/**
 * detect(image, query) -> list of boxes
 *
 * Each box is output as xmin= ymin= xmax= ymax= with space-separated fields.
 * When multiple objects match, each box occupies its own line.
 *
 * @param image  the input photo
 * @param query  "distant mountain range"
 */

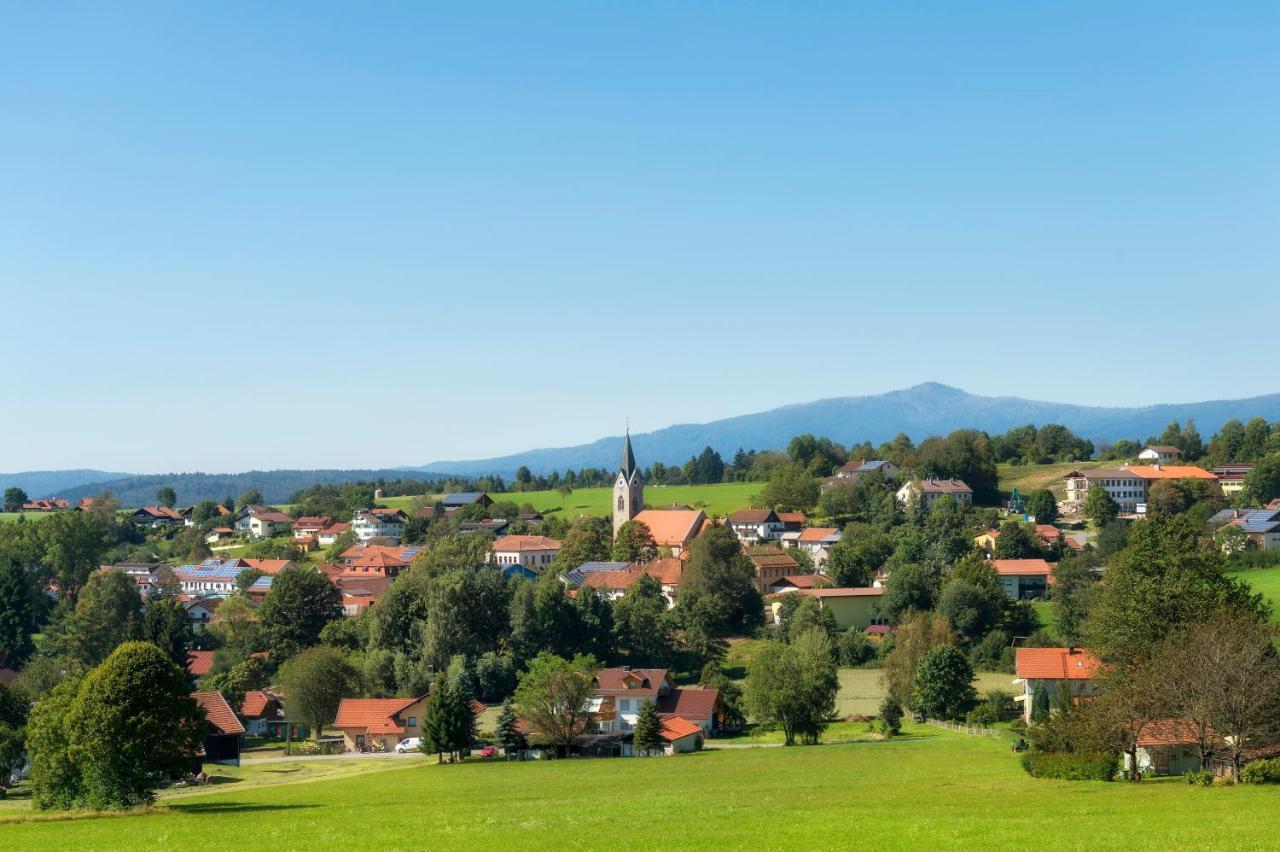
xmin=8 ymin=383 xmax=1279 ymax=506
xmin=408 ymin=383 xmax=1280 ymax=477
xmin=0 ymin=469 xmax=132 ymax=499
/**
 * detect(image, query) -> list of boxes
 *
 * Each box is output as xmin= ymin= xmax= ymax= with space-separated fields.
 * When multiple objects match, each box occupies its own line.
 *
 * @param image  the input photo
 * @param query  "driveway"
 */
xmin=241 ymin=750 xmax=430 ymax=765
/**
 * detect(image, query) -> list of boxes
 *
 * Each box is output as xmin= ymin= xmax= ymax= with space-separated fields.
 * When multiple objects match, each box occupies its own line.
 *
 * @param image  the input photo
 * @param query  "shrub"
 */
xmin=1021 ymin=751 xmax=1117 ymax=781
xmin=1184 ymin=770 xmax=1215 ymax=786
xmin=878 ymin=698 xmax=902 ymax=737
xmin=292 ymin=741 xmax=321 ymax=755
xmin=835 ymin=630 xmax=875 ymax=667
xmin=1241 ymin=758 xmax=1280 ymax=784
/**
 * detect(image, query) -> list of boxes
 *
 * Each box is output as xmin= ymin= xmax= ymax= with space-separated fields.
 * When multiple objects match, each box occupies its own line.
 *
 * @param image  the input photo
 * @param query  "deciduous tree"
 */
xmin=277 ymin=645 xmax=359 ymax=743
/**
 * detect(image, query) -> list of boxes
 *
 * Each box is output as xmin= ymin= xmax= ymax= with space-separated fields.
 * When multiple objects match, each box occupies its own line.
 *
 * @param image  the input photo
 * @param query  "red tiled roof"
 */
xmin=1139 ymin=719 xmax=1208 ymax=748
xmin=241 ymin=690 xmax=274 ymax=718
xmin=728 ymin=509 xmax=777 ymax=525
xmin=642 ymin=558 xmax=685 ymax=586
xmin=348 ymin=550 xmax=408 ymax=569
xmin=631 ymin=510 xmax=706 ymax=547
xmin=797 ymin=527 xmax=839 ymax=542
xmin=991 ymin=559 xmax=1055 ymax=577
xmin=334 ymin=697 xmax=421 ymax=735
xmin=243 ymin=558 xmax=294 ymax=575
xmin=492 ymin=535 xmax=562 ymax=553
xmin=582 ymin=571 xmax=642 ymax=591
xmin=1124 ymin=465 xmax=1217 ymax=481
xmin=659 ymin=716 xmax=702 ymax=741
xmin=193 ymin=690 xmax=246 ymax=735
xmin=776 ymin=512 xmax=807 ymax=524
xmin=771 ymin=574 xmax=822 ymax=589
xmin=187 ymin=650 xmax=214 ymax=676
xmin=594 ymin=667 xmax=669 ymax=697
xmin=656 ymin=687 xmax=720 ymax=722
xmin=1015 ymin=647 xmax=1102 ymax=681
xmin=320 ymin=522 xmax=351 ymax=536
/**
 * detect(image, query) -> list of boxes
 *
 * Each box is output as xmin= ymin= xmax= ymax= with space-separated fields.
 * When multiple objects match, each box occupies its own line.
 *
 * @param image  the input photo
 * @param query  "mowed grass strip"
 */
xmin=6 ymin=733 xmax=1280 ymax=849
xmin=379 ymin=481 xmax=765 ymax=519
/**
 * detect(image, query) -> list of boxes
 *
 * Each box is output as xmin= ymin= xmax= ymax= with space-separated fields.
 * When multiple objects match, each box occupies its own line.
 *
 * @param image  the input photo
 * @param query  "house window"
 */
xmin=406 ymin=716 xmax=417 ymax=728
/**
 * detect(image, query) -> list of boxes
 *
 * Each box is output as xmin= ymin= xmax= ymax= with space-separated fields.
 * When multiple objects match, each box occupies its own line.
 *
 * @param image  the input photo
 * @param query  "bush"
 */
xmin=836 ymin=630 xmax=875 ymax=667
xmin=1184 ymin=769 xmax=1215 ymax=786
xmin=965 ymin=703 xmax=998 ymax=727
xmin=878 ymin=698 xmax=902 ymax=737
xmin=1241 ymin=758 xmax=1280 ymax=784
xmin=291 ymin=741 xmax=321 ymax=755
xmin=1021 ymin=751 xmax=1117 ymax=781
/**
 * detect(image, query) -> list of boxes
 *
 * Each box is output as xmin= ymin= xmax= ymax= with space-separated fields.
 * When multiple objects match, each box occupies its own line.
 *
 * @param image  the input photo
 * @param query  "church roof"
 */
xmin=620 ymin=431 xmax=638 ymax=479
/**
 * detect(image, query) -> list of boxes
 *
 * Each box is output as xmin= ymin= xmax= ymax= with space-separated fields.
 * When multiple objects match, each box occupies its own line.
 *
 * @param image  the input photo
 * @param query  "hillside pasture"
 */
xmin=996 ymin=460 xmax=1115 ymax=500
xmin=378 ymin=481 xmax=765 ymax=519
xmin=5 ymin=729 xmax=1280 ymax=849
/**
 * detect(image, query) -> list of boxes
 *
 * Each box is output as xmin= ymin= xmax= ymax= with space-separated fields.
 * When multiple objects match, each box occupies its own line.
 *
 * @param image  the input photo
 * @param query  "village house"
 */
xmin=1220 ymin=508 xmax=1280 ymax=550
xmin=130 ymin=506 xmax=185 ymax=528
xmin=238 ymin=509 xmax=294 ymax=539
xmin=1013 ymin=647 xmax=1103 ymax=721
xmin=183 ymin=598 xmax=223 ymax=633
xmin=491 ymin=535 xmax=562 ymax=571
xmin=991 ymin=558 xmax=1056 ymax=599
xmin=21 ymin=498 xmax=71 ymax=512
xmin=192 ymin=690 xmax=244 ymax=768
xmin=441 ymin=492 xmax=493 ymax=512
xmin=205 ymin=526 xmax=235 ymax=544
xmin=975 ymin=525 xmax=1081 ymax=555
xmin=336 ymin=575 xmax=392 ymax=616
xmin=458 ymin=518 xmax=511 ymax=536
xmin=334 ymin=693 xmax=484 ymax=752
xmin=351 ymin=508 xmax=406 ymax=542
xmin=187 ymin=649 xmax=215 ymax=678
xmin=239 ymin=690 xmax=283 ymax=736
xmin=783 ymin=526 xmax=841 ymax=569
xmin=175 ymin=559 xmax=252 ymax=597
xmin=775 ymin=511 xmax=807 ymax=532
xmin=765 ymin=574 xmax=825 ymax=595
xmin=658 ymin=717 xmax=704 ymax=754
xmin=835 ymin=459 xmax=900 ymax=482
xmin=341 ymin=548 xmax=408 ymax=579
xmin=777 ymin=587 xmax=887 ymax=631
xmin=630 ymin=509 xmax=707 ymax=556
xmin=747 ymin=547 xmax=801 ymax=593
xmin=1065 ymin=465 xmax=1218 ymax=513
xmin=1126 ymin=720 xmax=1210 ymax=777
xmin=1138 ymin=444 xmax=1183 ymax=464
xmin=317 ymin=522 xmax=351 ymax=546
xmin=1212 ymin=463 xmax=1254 ymax=496
xmin=896 ymin=478 xmax=973 ymax=509
xmin=590 ymin=667 xmax=724 ymax=738
xmin=292 ymin=516 xmax=334 ymax=540
xmin=726 ymin=508 xmax=784 ymax=545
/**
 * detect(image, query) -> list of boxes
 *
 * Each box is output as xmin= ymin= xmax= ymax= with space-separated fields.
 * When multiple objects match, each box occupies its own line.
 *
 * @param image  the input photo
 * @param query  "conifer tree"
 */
xmin=494 ymin=699 xmax=526 ymax=760
xmin=632 ymin=701 xmax=664 ymax=756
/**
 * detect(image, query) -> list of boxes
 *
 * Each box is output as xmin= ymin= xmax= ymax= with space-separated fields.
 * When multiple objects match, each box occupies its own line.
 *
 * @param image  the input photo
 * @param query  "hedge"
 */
xmin=1021 ymin=751 xmax=1117 ymax=781
xmin=1241 ymin=758 xmax=1280 ymax=784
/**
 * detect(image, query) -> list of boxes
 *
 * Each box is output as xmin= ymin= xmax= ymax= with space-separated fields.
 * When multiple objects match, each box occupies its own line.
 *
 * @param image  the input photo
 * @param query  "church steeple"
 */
xmin=613 ymin=428 xmax=643 ymax=535
xmin=620 ymin=428 xmax=638 ymax=480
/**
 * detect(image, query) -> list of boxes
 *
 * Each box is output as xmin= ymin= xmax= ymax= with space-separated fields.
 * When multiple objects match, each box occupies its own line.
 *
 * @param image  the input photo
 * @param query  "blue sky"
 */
xmin=2 ymin=2 xmax=1277 ymax=473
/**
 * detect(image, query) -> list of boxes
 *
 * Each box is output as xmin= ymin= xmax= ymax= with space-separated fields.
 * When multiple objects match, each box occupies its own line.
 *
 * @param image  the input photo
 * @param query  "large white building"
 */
xmin=351 ymin=509 xmax=406 ymax=542
xmin=896 ymin=478 xmax=973 ymax=509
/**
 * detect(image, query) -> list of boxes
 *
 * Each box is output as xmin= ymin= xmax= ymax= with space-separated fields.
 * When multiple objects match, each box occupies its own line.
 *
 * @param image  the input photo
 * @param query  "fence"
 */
xmin=926 ymin=719 xmax=1008 ymax=738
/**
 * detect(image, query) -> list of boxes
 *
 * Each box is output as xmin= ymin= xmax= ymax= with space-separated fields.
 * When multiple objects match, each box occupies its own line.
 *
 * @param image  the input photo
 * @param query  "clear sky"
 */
xmin=2 ymin=2 xmax=1277 ymax=473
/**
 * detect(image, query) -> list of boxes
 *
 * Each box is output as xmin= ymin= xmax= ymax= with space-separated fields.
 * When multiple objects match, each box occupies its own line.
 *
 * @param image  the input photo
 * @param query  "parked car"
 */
xmin=395 ymin=738 xmax=421 ymax=753
xmin=479 ymin=746 xmax=497 ymax=758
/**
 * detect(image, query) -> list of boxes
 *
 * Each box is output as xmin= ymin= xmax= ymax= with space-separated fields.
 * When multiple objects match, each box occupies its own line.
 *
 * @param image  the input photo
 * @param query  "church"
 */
xmin=612 ymin=430 xmax=643 ymax=534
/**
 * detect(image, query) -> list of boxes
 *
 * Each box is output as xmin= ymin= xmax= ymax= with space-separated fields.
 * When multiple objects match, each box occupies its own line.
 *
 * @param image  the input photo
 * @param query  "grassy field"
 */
xmin=379 ymin=481 xmax=765 ymax=519
xmin=0 ymin=511 xmax=54 ymax=523
xmin=6 ymin=730 xmax=1280 ymax=848
xmin=1229 ymin=566 xmax=1280 ymax=621
xmin=996 ymin=460 xmax=1115 ymax=500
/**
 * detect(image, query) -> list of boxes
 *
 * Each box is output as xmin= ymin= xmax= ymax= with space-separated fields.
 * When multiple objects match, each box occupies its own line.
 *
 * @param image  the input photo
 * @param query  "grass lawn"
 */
xmin=835 ymin=668 xmax=1015 ymax=717
xmin=1032 ymin=600 xmax=1058 ymax=640
xmin=0 ymin=511 xmax=53 ymax=523
xmin=1228 ymin=566 xmax=1280 ymax=622
xmin=6 ymin=730 xmax=1280 ymax=849
xmin=378 ymin=481 xmax=765 ymax=519
xmin=996 ymin=460 xmax=1114 ymax=500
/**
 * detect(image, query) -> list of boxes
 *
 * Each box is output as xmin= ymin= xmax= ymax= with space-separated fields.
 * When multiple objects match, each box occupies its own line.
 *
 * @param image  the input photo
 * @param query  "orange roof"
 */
xmin=348 ymin=550 xmax=408 ymax=569
xmin=1015 ymin=647 xmax=1102 ymax=680
xmin=642 ymin=557 xmax=685 ymax=586
xmin=193 ymin=690 xmax=246 ymax=735
xmin=991 ymin=559 xmax=1055 ymax=577
xmin=334 ymin=696 xmax=421 ymax=735
xmin=583 ymin=570 xmax=642 ymax=591
xmin=492 ymin=535 xmax=562 ymax=553
xmin=773 ymin=574 xmax=822 ymax=588
xmin=1123 ymin=465 xmax=1218 ymax=481
xmin=243 ymin=558 xmax=294 ymax=575
xmin=776 ymin=512 xmax=807 ymax=524
xmin=187 ymin=650 xmax=214 ymax=676
xmin=797 ymin=527 xmax=840 ymax=542
xmin=241 ymin=690 xmax=275 ymax=718
xmin=659 ymin=716 xmax=703 ymax=741
xmin=631 ymin=510 xmax=706 ymax=547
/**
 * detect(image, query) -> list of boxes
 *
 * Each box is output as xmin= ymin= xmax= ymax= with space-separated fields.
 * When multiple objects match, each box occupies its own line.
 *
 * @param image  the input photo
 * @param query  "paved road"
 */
xmin=241 ymin=750 xmax=429 ymax=765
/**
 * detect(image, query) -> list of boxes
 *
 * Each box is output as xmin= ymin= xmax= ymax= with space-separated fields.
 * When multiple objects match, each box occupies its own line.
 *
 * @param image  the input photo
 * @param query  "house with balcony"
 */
xmin=726 ymin=508 xmax=784 ymax=545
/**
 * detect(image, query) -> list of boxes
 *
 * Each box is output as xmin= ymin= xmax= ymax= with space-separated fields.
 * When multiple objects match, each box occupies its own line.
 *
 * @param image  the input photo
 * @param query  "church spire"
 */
xmin=620 ymin=428 xmax=638 ymax=479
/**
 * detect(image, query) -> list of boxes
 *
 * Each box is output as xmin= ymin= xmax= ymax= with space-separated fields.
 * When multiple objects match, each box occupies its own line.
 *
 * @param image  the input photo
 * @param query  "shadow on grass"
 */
xmin=166 ymin=802 xmax=318 ymax=815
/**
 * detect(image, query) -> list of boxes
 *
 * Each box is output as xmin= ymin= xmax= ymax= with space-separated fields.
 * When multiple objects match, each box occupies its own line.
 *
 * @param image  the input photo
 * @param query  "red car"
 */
xmin=478 ymin=746 xmax=497 ymax=758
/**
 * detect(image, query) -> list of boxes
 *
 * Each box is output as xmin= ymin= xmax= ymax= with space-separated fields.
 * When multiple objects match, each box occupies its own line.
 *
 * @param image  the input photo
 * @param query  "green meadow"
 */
xmin=379 ymin=481 xmax=766 ymax=519
xmin=5 ymin=728 xmax=1280 ymax=849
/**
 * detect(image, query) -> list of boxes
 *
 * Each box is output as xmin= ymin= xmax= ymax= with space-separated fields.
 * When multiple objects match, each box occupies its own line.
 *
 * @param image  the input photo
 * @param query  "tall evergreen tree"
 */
xmin=632 ymin=700 xmax=664 ymax=756
xmin=139 ymin=599 xmax=194 ymax=671
xmin=494 ymin=699 xmax=526 ymax=759
xmin=0 ymin=557 xmax=34 ymax=668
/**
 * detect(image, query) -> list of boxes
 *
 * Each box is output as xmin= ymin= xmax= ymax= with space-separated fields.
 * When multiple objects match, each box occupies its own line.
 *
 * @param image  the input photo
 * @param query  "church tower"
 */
xmin=613 ymin=429 xmax=643 ymax=534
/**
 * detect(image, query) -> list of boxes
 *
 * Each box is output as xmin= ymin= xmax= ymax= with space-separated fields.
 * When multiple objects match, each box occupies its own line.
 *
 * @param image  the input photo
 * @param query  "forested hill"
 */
xmin=0 ymin=469 xmax=132 ymax=498
xmin=52 ymin=469 xmax=435 ymax=508
xmin=409 ymin=383 xmax=1280 ymax=477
